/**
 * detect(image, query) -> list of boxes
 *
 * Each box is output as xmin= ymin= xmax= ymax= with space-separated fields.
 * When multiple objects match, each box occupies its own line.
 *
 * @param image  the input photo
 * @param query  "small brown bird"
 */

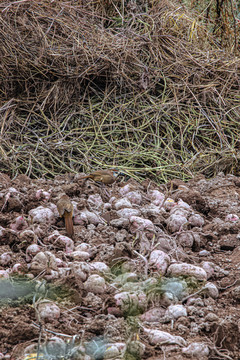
xmin=80 ymin=169 xmax=119 ymax=184
xmin=57 ymin=194 xmax=74 ymax=238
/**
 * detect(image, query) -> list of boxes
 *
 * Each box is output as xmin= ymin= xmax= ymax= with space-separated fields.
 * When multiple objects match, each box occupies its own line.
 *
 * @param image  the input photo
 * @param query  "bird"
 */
xmin=79 ymin=169 xmax=119 ymax=184
xmin=56 ymin=194 xmax=74 ymax=238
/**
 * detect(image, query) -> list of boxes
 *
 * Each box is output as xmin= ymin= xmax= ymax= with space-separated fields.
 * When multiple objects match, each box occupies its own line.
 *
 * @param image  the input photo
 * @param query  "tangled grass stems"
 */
xmin=1 ymin=93 xmax=239 ymax=181
xmin=0 ymin=0 xmax=239 ymax=181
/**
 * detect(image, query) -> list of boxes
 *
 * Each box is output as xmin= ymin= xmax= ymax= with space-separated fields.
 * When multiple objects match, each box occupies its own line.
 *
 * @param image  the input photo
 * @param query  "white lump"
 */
xmin=143 ymin=328 xmax=187 ymax=346
xmin=167 ymin=263 xmax=207 ymax=281
xmin=29 ymin=206 xmax=55 ymax=224
xmin=84 ymin=274 xmax=106 ymax=294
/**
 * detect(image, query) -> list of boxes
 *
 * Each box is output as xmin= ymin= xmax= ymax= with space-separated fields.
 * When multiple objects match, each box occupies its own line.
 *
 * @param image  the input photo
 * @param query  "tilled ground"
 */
xmin=0 ymin=172 xmax=240 ymax=360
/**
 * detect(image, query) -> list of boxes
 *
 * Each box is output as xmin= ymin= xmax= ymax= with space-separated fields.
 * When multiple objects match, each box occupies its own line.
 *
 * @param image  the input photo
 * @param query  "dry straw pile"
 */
xmin=0 ymin=0 xmax=240 ymax=181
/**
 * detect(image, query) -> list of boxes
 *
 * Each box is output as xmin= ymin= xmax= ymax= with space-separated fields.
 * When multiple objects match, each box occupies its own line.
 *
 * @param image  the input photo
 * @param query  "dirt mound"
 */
xmin=0 ymin=171 xmax=240 ymax=359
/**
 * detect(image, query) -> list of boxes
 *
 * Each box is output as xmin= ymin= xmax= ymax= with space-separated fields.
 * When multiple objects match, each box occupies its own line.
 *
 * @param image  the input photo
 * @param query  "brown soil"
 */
xmin=0 ymin=172 xmax=240 ymax=360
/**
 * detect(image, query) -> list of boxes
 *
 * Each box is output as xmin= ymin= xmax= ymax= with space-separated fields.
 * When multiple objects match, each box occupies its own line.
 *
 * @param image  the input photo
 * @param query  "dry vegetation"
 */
xmin=0 ymin=0 xmax=240 ymax=181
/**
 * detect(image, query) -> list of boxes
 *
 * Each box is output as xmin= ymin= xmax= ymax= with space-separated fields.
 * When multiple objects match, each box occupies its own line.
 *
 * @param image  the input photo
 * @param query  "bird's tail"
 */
xmin=64 ymin=212 xmax=74 ymax=238
xmin=78 ymin=175 xmax=91 ymax=180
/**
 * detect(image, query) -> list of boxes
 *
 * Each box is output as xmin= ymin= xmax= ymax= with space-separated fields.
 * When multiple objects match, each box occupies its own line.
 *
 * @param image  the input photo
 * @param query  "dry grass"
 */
xmin=0 ymin=0 xmax=240 ymax=181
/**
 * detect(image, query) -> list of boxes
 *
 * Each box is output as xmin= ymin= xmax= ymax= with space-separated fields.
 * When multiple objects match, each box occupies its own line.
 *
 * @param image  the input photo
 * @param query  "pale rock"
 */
xmin=0 ymin=269 xmax=9 ymax=278
xmin=75 ymin=243 xmax=91 ymax=252
xmin=0 ymin=252 xmax=12 ymax=266
xmin=104 ymin=343 xmax=127 ymax=359
xmin=165 ymin=304 xmax=187 ymax=319
xmin=149 ymin=250 xmax=170 ymax=275
xmin=70 ymin=251 xmax=90 ymax=261
xmin=53 ymin=235 xmax=74 ymax=254
xmin=26 ymin=244 xmax=41 ymax=262
xmin=37 ymin=301 xmax=60 ymax=322
xmin=74 ymin=212 xmax=90 ymax=225
xmin=84 ymin=292 xmax=103 ymax=307
xmin=46 ymin=230 xmax=60 ymax=242
xmin=155 ymin=235 xmax=176 ymax=253
xmin=29 ymin=206 xmax=55 ymax=224
xmin=187 ymin=297 xmax=204 ymax=307
xmin=30 ymin=251 xmax=59 ymax=273
xmin=204 ymin=282 xmax=219 ymax=299
xmin=48 ymin=203 xmax=59 ymax=217
xmin=30 ymin=251 xmax=49 ymax=272
xmin=19 ymin=230 xmax=36 ymax=245
xmin=199 ymin=250 xmax=211 ymax=256
xmin=114 ymin=198 xmax=132 ymax=210
xmin=141 ymin=204 xmax=162 ymax=217
xmin=103 ymin=202 xmax=111 ymax=211
xmin=129 ymin=216 xmax=155 ymax=232
xmin=143 ymin=328 xmax=187 ymax=346
xmin=109 ymin=196 xmax=117 ymax=204
xmin=167 ymin=263 xmax=207 ymax=281
xmin=188 ymin=214 xmax=205 ymax=227
xmin=140 ymin=307 xmax=166 ymax=322
xmin=84 ymin=274 xmax=106 ymax=294
xmin=11 ymin=263 xmax=25 ymax=274
xmin=76 ymin=209 xmax=104 ymax=225
xmin=90 ymin=262 xmax=110 ymax=274
xmin=164 ymin=198 xmax=176 ymax=211
xmin=110 ymin=218 xmax=129 ymax=228
xmin=88 ymin=194 xmax=103 ymax=209
xmin=125 ymin=191 xmax=142 ymax=205
xmin=115 ymin=229 xmax=128 ymax=242
xmin=232 ymin=286 xmax=240 ymax=302
xmin=225 ymin=214 xmax=239 ymax=222
xmin=0 ymin=226 xmax=5 ymax=238
xmin=204 ymin=313 xmax=219 ymax=322
xmin=148 ymin=190 xmax=165 ymax=206
xmin=119 ymin=184 xmax=132 ymax=195
xmin=178 ymin=199 xmax=191 ymax=209
xmin=58 ymin=267 xmax=71 ymax=278
xmin=167 ymin=214 xmax=188 ymax=232
xmin=117 ymin=208 xmax=140 ymax=219
xmin=23 ymin=344 xmax=38 ymax=356
xmin=114 ymin=291 xmax=147 ymax=310
xmin=201 ymin=261 xmax=215 ymax=279
xmin=87 ymin=224 xmax=96 ymax=231
xmin=127 ymin=340 xmax=145 ymax=358
xmin=177 ymin=232 xmax=194 ymax=248
xmin=170 ymin=206 xmax=190 ymax=218
xmin=71 ymin=262 xmax=90 ymax=282
xmin=35 ymin=189 xmax=51 ymax=201
xmin=10 ymin=215 xmax=28 ymax=231
xmin=187 ymin=306 xmax=204 ymax=317
xmin=182 ymin=342 xmax=209 ymax=358
xmin=46 ymin=336 xmax=66 ymax=356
